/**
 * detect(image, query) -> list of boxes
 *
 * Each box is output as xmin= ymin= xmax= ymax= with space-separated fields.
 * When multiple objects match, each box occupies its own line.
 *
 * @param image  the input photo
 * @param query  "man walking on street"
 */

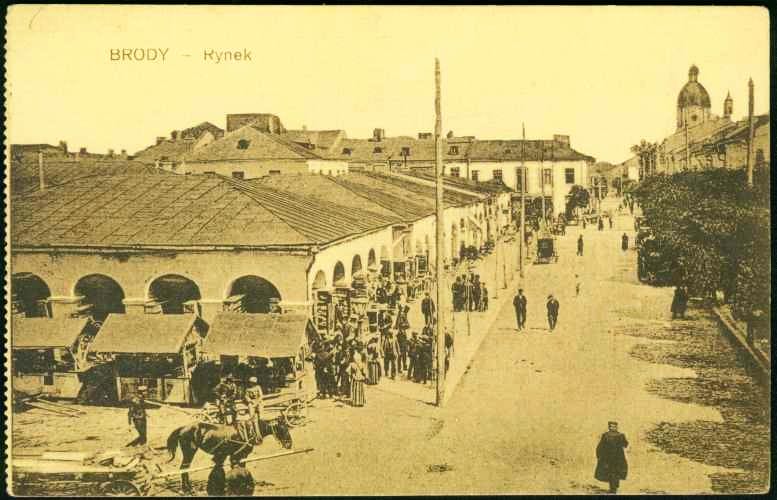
xmin=546 ymin=294 xmax=560 ymax=331
xmin=421 ymin=292 xmax=435 ymax=326
xmin=577 ymin=235 xmax=584 ymax=256
xmin=513 ymin=289 xmax=527 ymax=330
xmin=382 ymin=331 xmax=399 ymax=380
xmin=126 ymin=386 xmax=148 ymax=447
xmin=621 ymin=233 xmax=629 ymax=251
xmin=595 ymin=421 xmax=629 ymax=494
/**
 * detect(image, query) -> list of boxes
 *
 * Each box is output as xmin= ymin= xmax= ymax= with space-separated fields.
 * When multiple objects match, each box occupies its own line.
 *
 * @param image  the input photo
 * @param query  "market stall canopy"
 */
xmin=12 ymin=317 xmax=89 ymax=349
xmin=203 ymin=313 xmax=312 ymax=359
xmin=89 ymin=314 xmax=199 ymax=354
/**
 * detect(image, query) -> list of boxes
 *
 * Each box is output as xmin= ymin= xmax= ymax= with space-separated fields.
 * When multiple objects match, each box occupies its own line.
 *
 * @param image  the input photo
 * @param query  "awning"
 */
xmin=203 ymin=313 xmax=310 ymax=359
xmin=12 ymin=316 xmax=88 ymax=349
xmin=89 ymin=314 xmax=198 ymax=354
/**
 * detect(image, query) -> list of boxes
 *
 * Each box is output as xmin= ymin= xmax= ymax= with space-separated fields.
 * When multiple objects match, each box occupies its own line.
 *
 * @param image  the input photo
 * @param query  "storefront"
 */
xmin=88 ymin=314 xmax=207 ymax=405
xmin=11 ymin=316 xmax=91 ymax=398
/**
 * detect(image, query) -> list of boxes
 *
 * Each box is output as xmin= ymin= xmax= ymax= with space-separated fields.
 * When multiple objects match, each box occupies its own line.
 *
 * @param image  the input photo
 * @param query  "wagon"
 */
xmin=535 ymin=237 xmax=558 ymax=264
xmin=11 ymin=450 xmax=157 ymax=496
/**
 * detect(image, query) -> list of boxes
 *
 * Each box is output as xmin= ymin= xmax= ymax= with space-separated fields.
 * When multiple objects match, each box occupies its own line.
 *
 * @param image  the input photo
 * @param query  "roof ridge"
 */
xmin=259 ymin=131 xmax=322 ymax=159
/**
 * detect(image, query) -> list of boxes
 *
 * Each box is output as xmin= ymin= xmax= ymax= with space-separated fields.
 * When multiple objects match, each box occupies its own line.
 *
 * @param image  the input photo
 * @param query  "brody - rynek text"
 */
xmin=203 ymin=49 xmax=252 ymax=63
xmin=110 ymin=48 xmax=169 ymax=61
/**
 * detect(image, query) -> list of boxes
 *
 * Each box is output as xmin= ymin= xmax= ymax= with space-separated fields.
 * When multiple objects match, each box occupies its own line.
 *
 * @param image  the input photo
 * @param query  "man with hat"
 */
xmin=546 ymin=294 xmax=560 ymax=331
xmin=214 ymin=375 xmax=238 ymax=425
xmin=595 ymin=421 xmax=629 ymax=494
xmin=513 ymin=289 xmax=527 ymax=331
xmin=126 ymin=386 xmax=148 ymax=447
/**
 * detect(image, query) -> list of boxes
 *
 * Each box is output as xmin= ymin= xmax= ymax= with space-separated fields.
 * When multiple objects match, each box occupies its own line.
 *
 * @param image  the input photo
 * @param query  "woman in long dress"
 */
xmin=348 ymin=354 xmax=367 ymax=407
xmin=366 ymin=338 xmax=381 ymax=385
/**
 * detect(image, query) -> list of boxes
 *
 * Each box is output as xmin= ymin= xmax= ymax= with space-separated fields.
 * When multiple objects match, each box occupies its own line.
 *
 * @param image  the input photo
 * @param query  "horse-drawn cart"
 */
xmin=535 ymin=236 xmax=559 ymax=264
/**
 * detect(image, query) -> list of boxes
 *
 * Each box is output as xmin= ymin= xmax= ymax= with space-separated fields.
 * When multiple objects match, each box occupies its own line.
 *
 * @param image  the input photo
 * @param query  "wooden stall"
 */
xmin=201 ymin=313 xmax=315 ymax=399
xmin=12 ymin=317 xmax=90 ymax=399
xmin=87 ymin=315 xmax=206 ymax=405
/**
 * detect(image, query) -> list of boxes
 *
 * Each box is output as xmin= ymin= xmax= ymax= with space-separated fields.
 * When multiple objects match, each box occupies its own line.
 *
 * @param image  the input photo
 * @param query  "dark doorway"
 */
xmin=149 ymin=274 xmax=201 ymax=314
xmin=229 ymin=275 xmax=282 ymax=314
xmin=12 ymin=273 xmax=51 ymax=317
xmin=75 ymin=274 xmax=126 ymax=322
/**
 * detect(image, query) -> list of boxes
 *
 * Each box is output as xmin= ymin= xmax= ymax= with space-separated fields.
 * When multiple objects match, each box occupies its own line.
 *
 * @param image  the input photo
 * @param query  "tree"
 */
xmin=565 ymin=185 xmax=590 ymax=218
xmin=631 ymin=140 xmax=659 ymax=180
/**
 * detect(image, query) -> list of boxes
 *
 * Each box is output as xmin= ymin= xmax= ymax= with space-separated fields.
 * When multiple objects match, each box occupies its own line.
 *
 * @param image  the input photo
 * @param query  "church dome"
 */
xmin=677 ymin=65 xmax=711 ymax=108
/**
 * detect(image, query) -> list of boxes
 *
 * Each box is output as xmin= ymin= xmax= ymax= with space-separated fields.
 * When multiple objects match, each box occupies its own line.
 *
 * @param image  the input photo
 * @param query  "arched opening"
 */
xmin=75 ymin=274 xmax=125 ymax=322
xmin=228 ymin=275 xmax=281 ymax=314
xmin=367 ymin=249 xmax=376 ymax=267
xmin=333 ymin=262 xmax=346 ymax=287
xmin=148 ymin=274 xmax=201 ymax=314
xmin=312 ymin=270 xmax=327 ymax=291
xmin=351 ymin=255 xmax=363 ymax=276
xmin=12 ymin=273 xmax=51 ymax=318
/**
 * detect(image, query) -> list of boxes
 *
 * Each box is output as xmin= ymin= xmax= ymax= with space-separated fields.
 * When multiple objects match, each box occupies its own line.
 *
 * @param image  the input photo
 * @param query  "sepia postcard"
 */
xmin=5 ymin=5 xmax=771 ymax=496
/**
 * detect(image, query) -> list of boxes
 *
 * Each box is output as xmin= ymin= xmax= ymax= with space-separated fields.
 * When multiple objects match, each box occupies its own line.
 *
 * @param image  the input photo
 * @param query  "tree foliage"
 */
xmin=633 ymin=168 xmax=770 ymax=323
xmin=565 ymin=185 xmax=590 ymax=217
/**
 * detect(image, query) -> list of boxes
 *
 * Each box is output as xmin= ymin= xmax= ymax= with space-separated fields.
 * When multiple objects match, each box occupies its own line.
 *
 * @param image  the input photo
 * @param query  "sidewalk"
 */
xmin=371 ymin=233 xmax=535 ymax=405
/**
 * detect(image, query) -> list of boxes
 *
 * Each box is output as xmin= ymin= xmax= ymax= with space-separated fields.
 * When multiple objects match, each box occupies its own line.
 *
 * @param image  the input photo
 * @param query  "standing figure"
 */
xmin=348 ymin=352 xmax=367 ymax=407
xmin=577 ymin=235 xmax=584 ymax=256
xmin=598 ymin=217 xmax=604 ymax=231
xmin=575 ymin=275 xmax=581 ymax=297
xmin=546 ymin=294 xmax=560 ymax=331
xmin=366 ymin=338 xmax=382 ymax=385
xmin=214 ymin=376 xmax=237 ymax=424
xmin=396 ymin=322 xmax=409 ymax=374
xmin=621 ymin=233 xmax=629 ymax=251
xmin=513 ymin=289 xmax=527 ymax=331
xmin=480 ymin=283 xmax=489 ymax=311
xmin=421 ymin=292 xmax=436 ymax=326
xmin=126 ymin=387 xmax=148 ymax=447
xmin=670 ymin=286 xmax=683 ymax=319
xmin=382 ymin=331 xmax=399 ymax=380
xmin=407 ymin=332 xmax=418 ymax=380
xmin=472 ymin=275 xmax=482 ymax=312
xmin=608 ymin=216 xmax=613 ymax=229
xmin=244 ymin=377 xmax=264 ymax=444
xmin=595 ymin=421 xmax=629 ymax=494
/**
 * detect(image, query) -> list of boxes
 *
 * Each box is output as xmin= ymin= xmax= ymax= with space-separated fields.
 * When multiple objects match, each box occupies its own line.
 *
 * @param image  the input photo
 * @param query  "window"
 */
xmin=232 ymin=171 xmax=245 ymax=179
xmin=342 ymin=148 xmax=352 ymax=155
xmin=542 ymin=168 xmax=552 ymax=185
xmin=493 ymin=169 xmax=503 ymax=181
xmin=565 ymin=168 xmax=575 ymax=184
xmin=237 ymin=139 xmax=250 ymax=150
xmin=374 ymin=147 xmax=383 ymax=153
xmin=471 ymin=170 xmax=479 ymax=182
xmin=448 ymin=145 xmax=459 ymax=155
xmin=450 ymin=167 xmax=460 ymax=178
xmin=401 ymin=146 xmax=411 ymax=157
xmin=269 ymin=170 xmax=281 ymax=175
xmin=515 ymin=167 xmax=526 ymax=193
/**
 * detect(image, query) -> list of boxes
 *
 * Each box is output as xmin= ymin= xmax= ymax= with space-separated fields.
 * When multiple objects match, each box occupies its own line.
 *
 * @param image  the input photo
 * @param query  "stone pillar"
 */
xmin=122 ymin=298 xmax=148 ymax=315
xmin=47 ymin=296 xmax=84 ymax=318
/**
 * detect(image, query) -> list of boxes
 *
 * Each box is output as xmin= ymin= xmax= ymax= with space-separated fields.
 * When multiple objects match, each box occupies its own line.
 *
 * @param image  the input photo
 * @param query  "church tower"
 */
xmin=723 ymin=91 xmax=733 ymax=119
xmin=676 ymin=65 xmax=712 ymax=130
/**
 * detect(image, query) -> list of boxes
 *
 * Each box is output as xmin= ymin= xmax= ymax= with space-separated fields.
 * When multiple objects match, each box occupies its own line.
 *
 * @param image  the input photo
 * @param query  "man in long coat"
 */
xmin=421 ymin=292 xmax=436 ymax=326
xmin=513 ymin=289 xmax=527 ymax=330
xmin=546 ymin=294 xmax=560 ymax=331
xmin=595 ymin=421 xmax=629 ymax=494
xmin=577 ymin=235 xmax=584 ymax=256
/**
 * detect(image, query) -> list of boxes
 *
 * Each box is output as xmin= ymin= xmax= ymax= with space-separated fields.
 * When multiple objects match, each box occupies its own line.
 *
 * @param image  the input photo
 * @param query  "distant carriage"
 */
xmin=535 ymin=237 xmax=559 ymax=264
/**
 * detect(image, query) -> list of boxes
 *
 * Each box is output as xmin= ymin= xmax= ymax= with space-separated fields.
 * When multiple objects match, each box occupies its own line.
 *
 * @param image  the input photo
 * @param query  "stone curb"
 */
xmin=712 ymin=306 xmax=771 ymax=377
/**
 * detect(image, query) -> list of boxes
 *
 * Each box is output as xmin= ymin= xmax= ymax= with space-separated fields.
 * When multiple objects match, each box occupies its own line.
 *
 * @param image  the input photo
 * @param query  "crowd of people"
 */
xmin=451 ymin=272 xmax=489 ymax=312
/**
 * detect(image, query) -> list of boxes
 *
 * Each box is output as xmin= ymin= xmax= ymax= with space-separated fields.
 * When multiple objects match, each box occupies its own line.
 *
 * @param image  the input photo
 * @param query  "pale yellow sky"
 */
xmin=6 ymin=5 xmax=770 ymax=163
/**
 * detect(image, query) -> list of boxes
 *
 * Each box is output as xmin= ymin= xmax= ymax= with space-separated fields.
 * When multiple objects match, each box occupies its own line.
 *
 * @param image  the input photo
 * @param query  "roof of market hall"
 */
xmin=11 ymin=170 xmax=482 ymax=250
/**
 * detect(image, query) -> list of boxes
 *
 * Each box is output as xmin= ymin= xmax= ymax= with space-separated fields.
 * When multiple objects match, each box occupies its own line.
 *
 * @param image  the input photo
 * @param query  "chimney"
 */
xmin=171 ymin=130 xmax=179 ymax=140
xmin=373 ymin=128 xmax=385 ymax=142
xmin=446 ymin=130 xmax=454 ymax=139
xmin=59 ymin=140 xmax=68 ymax=154
xmin=418 ymin=132 xmax=432 ymax=139
xmin=553 ymin=135 xmax=570 ymax=148
xmin=156 ymin=136 xmax=165 ymax=145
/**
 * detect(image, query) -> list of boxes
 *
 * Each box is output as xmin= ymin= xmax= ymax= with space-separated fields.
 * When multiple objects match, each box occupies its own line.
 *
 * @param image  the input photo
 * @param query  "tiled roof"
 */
xmin=179 ymin=121 xmax=224 ymax=140
xmin=718 ymin=114 xmax=770 ymax=144
xmin=203 ymin=313 xmax=310 ymax=358
xmin=183 ymin=125 xmax=325 ymax=162
xmin=467 ymin=140 xmax=595 ymax=162
xmin=326 ymin=137 xmax=472 ymax=162
xmin=407 ymin=168 xmax=513 ymax=194
xmin=12 ymin=317 xmax=89 ymax=349
xmin=89 ymin=314 xmax=199 ymax=354
xmin=11 ymin=173 xmax=402 ymax=249
xmin=10 ymin=158 xmax=164 ymax=196
xmin=282 ymin=130 xmax=346 ymax=151
xmin=133 ymin=138 xmax=197 ymax=163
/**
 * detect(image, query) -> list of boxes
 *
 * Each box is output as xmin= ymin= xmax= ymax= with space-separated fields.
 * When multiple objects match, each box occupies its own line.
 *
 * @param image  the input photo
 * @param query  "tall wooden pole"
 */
xmin=38 ymin=152 xmax=46 ymax=191
xmin=520 ymin=123 xmax=526 ymax=278
xmin=434 ymin=58 xmax=446 ymax=407
xmin=746 ymin=77 xmax=755 ymax=187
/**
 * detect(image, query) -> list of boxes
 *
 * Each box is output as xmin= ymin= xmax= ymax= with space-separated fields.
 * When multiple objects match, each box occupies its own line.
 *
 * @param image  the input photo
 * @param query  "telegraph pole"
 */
xmin=434 ymin=58 xmax=446 ymax=407
xmin=520 ymin=123 xmax=526 ymax=278
xmin=746 ymin=77 xmax=755 ymax=187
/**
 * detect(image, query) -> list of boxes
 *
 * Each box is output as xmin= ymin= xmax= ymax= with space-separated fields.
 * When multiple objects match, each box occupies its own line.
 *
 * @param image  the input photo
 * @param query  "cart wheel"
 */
xmin=282 ymin=402 xmax=307 ymax=427
xmin=101 ymin=480 xmax=142 ymax=496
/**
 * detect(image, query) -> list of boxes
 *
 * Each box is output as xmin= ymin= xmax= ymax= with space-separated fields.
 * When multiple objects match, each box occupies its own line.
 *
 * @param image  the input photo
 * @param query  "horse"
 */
xmin=166 ymin=415 xmax=293 ymax=494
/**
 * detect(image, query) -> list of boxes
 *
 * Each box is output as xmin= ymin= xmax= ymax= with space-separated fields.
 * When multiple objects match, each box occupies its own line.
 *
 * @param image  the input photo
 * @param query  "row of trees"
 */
xmin=633 ymin=167 xmax=770 ymax=327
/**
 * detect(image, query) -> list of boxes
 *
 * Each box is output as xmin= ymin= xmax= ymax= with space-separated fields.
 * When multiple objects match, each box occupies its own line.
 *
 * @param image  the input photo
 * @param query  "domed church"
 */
xmin=676 ymin=65 xmax=713 ymax=129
